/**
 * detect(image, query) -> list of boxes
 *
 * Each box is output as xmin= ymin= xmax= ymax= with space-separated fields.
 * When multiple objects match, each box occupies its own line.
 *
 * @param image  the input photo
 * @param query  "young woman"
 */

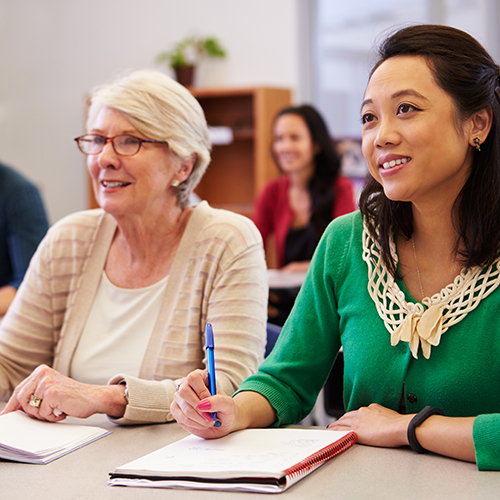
xmin=172 ymin=25 xmax=500 ymax=471
xmin=253 ymin=105 xmax=355 ymax=272
xmin=254 ymin=105 xmax=356 ymax=324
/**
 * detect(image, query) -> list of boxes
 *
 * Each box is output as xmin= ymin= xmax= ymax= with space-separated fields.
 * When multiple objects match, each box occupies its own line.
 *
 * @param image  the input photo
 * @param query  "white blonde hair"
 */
xmin=87 ymin=69 xmax=211 ymax=208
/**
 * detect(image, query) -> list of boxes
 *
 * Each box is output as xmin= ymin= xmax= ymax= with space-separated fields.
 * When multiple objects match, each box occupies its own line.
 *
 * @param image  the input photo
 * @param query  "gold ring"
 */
xmin=29 ymin=395 xmax=42 ymax=408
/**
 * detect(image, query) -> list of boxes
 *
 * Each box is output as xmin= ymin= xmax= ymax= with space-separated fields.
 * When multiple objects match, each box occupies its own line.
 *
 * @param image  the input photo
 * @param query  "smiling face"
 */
xmin=361 ymin=55 xmax=475 ymax=210
xmin=272 ymin=113 xmax=316 ymax=176
xmin=87 ymin=106 xmax=183 ymax=219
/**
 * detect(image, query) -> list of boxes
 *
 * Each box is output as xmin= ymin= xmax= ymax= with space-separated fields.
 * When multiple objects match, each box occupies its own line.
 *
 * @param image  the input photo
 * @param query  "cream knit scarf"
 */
xmin=362 ymin=222 xmax=500 ymax=359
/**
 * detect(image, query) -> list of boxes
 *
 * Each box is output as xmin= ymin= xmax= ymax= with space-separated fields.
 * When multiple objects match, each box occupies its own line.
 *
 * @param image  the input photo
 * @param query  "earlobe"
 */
xmin=177 ymin=153 xmax=197 ymax=183
xmin=468 ymin=106 xmax=493 ymax=147
xmin=172 ymin=153 xmax=197 ymax=187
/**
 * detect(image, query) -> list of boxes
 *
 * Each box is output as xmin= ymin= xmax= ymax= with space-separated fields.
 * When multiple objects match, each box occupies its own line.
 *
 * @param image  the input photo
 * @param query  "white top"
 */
xmin=70 ymin=272 xmax=168 ymax=385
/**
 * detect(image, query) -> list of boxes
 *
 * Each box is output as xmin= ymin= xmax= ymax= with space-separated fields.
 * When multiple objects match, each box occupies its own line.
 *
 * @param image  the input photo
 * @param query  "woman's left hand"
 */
xmin=328 ymin=403 xmax=413 ymax=448
xmin=0 ymin=364 xmax=127 ymax=421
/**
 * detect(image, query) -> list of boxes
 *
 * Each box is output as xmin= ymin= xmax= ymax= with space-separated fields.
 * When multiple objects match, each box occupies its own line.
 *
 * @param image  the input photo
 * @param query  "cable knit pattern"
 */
xmin=362 ymin=222 xmax=500 ymax=359
xmin=0 ymin=202 xmax=268 ymax=424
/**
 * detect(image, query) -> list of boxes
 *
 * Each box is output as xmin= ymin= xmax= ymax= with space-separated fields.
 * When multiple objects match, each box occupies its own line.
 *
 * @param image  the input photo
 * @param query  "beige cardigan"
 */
xmin=0 ymin=202 xmax=268 ymax=424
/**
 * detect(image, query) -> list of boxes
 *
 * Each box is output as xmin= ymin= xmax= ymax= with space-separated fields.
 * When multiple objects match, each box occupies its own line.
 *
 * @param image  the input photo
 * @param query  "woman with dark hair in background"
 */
xmin=253 ymin=105 xmax=356 ymax=324
xmin=172 ymin=25 xmax=500 ymax=470
xmin=253 ymin=105 xmax=356 ymax=272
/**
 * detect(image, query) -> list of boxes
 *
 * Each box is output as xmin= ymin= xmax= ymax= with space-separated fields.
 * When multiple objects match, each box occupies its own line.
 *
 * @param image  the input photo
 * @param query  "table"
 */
xmin=267 ymin=269 xmax=307 ymax=290
xmin=1 ymin=407 xmax=499 ymax=499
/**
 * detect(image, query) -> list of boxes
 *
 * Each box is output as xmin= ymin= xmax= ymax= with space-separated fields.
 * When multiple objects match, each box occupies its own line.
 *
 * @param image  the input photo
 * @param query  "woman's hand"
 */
xmin=328 ymin=403 xmax=413 ymax=448
xmin=329 ymin=403 xmax=476 ymax=463
xmin=0 ymin=364 xmax=127 ymax=421
xmin=171 ymin=369 xmax=237 ymax=439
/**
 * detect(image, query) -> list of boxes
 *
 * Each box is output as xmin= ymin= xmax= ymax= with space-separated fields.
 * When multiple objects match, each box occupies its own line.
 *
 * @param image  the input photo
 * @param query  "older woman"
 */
xmin=172 ymin=25 xmax=500 ymax=470
xmin=0 ymin=70 xmax=268 ymax=424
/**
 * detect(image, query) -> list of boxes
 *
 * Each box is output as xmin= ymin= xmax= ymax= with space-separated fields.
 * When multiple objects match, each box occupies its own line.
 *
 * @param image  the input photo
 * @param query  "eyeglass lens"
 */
xmin=78 ymin=135 xmax=142 ymax=156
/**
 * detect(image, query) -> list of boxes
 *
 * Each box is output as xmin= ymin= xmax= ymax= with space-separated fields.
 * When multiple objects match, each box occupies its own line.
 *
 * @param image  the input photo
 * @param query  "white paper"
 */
xmin=0 ymin=410 xmax=111 ymax=464
xmin=115 ymin=428 xmax=349 ymax=479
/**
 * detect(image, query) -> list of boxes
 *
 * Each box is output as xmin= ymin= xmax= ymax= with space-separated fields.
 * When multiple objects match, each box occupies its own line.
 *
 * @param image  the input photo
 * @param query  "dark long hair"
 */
xmin=358 ymin=24 xmax=500 ymax=276
xmin=273 ymin=105 xmax=342 ymax=237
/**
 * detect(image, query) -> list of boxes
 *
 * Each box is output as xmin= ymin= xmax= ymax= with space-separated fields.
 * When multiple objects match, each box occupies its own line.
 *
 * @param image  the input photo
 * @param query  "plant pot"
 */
xmin=174 ymin=65 xmax=195 ymax=87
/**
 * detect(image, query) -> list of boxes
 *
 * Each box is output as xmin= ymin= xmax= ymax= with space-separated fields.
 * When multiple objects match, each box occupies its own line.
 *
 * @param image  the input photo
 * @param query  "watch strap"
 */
xmin=407 ymin=405 xmax=444 ymax=453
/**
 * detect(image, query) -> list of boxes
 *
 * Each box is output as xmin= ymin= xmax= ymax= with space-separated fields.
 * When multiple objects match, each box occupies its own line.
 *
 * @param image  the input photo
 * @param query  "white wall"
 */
xmin=0 ymin=0 xmax=299 ymax=223
xmin=312 ymin=0 xmax=500 ymax=138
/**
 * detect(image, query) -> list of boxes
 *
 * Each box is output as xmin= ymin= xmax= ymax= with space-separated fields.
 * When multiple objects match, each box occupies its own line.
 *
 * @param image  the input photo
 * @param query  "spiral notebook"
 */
xmin=109 ymin=428 xmax=357 ymax=493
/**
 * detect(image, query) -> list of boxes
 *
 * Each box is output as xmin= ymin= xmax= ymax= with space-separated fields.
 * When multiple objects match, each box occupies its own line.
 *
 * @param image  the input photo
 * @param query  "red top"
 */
xmin=252 ymin=176 xmax=357 ymax=268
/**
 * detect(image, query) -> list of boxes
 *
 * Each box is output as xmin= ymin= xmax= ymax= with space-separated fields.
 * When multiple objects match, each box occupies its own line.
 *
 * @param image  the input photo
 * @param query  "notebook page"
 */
xmin=115 ymin=428 xmax=353 ymax=479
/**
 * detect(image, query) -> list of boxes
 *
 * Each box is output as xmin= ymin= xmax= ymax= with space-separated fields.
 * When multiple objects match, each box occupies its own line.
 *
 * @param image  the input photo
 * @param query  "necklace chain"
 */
xmin=411 ymin=237 xmax=425 ymax=301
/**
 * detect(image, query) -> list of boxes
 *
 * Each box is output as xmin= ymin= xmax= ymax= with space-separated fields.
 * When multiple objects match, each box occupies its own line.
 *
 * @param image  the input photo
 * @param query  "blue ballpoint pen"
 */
xmin=205 ymin=323 xmax=221 ymax=427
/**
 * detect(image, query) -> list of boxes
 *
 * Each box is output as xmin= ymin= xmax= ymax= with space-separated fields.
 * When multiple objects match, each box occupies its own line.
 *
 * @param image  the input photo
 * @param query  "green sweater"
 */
xmin=239 ymin=211 xmax=500 ymax=470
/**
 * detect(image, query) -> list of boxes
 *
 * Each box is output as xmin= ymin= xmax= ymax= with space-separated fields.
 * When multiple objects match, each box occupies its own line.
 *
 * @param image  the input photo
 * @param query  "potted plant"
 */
xmin=156 ymin=36 xmax=227 ymax=87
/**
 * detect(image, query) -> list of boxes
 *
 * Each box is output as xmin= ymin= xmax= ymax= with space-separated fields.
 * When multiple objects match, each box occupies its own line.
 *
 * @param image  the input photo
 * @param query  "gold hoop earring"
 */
xmin=474 ymin=137 xmax=481 ymax=152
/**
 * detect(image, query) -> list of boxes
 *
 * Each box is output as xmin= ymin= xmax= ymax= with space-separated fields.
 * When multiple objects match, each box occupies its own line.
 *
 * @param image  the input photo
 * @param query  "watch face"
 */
xmin=120 ymin=381 xmax=129 ymax=403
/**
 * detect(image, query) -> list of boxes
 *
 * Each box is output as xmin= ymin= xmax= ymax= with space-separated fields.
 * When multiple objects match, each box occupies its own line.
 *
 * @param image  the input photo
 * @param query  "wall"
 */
xmin=0 ymin=0 xmax=299 ymax=223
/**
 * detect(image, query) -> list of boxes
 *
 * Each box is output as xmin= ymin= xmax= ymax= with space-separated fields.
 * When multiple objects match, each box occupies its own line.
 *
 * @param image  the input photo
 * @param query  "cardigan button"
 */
xmin=407 ymin=393 xmax=418 ymax=404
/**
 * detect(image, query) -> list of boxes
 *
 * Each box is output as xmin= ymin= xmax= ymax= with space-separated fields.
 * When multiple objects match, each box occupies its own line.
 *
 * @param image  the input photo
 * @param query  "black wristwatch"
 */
xmin=407 ymin=406 xmax=444 ymax=453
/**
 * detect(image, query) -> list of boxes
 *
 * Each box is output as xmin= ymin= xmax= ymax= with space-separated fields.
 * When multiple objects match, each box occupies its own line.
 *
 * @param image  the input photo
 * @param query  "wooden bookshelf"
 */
xmin=191 ymin=87 xmax=292 ymax=217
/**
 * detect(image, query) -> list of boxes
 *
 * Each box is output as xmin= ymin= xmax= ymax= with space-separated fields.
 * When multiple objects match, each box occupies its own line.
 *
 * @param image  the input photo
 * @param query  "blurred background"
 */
xmin=0 ymin=0 xmax=498 ymax=224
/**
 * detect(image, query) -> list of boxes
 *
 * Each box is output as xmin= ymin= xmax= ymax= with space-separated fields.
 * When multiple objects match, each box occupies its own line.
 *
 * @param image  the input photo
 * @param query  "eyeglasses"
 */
xmin=74 ymin=134 xmax=166 ymax=156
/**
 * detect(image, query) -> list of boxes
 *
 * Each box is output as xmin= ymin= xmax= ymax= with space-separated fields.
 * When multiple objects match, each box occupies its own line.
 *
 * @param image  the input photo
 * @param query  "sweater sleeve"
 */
xmin=473 ymin=414 xmax=500 ymax=470
xmin=0 ymin=211 xmax=105 ymax=401
xmin=236 ymin=218 xmax=347 ymax=425
xmin=0 ymin=227 xmax=60 ymax=400
xmin=206 ymin=242 xmax=268 ymax=394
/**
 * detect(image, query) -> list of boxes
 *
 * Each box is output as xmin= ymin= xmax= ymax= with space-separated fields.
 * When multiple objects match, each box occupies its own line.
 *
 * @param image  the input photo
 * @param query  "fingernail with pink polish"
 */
xmin=197 ymin=399 xmax=211 ymax=411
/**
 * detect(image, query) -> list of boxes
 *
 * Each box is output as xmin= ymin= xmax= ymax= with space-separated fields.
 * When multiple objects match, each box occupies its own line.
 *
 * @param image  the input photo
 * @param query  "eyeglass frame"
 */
xmin=74 ymin=134 xmax=167 ymax=156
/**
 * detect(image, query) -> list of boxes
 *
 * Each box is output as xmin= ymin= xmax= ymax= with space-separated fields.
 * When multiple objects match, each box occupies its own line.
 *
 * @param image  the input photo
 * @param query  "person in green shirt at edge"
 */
xmin=172 ymin=24 xmax=500 ymax=471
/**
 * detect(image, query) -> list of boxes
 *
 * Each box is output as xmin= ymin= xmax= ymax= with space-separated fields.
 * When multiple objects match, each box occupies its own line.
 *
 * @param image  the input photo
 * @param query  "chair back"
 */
xmin=265 ymin=323 xmax=282 ymax=357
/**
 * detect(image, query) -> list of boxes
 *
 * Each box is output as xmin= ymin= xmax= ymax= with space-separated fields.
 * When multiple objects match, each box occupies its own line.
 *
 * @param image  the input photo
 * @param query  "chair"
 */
xmin=265 ymin=323 xmax=282 ymax=357
xmin=300 ymin=350 xmax=344 ymax=427
xmin=323 ymin=350 xmax=345 ymax=419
